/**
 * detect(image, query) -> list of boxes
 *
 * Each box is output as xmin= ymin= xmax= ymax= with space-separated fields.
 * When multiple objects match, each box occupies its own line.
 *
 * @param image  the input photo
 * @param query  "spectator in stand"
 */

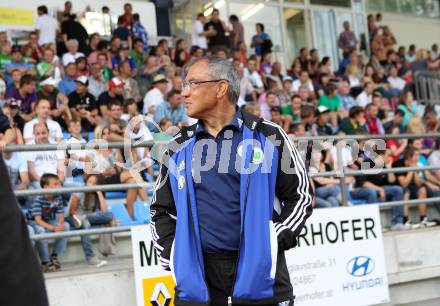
xmin=111 ymin=46 xmax=137 ymax=75
xmin=68 ymin=76 xmax=99 ymax=132
xmin=117 ymin=60 xmax=141 ymax=103
xmin=154 ymin=89 xmax=188 ymax=126
xmin=87 ymin=41 xmax=112 ymax=68
xmin=5 ymin=74 xmax=38 ymax=121
xmin=364 ymin=103 xmax=385 ymax=135
xmin=270 ymin=106 xmax=290 ymax=133
xmin=244 ymin=57 xmax=264 ymax=94
xmin=259 ymin=91 xmax=279 ymax=121
xmin=36 ymin=6 xmax=58 ymax=46
xmin=97 ymin=53 xmax=113 ymax=82
xmin=1 ymin=98 xmax=25 ymax=134
xmin=76 ymin=56 xmax=89 ymax=77
xmin=132 ymin=13 xmax=148 ymax=52
xmin=346 ymin=64 xmax=361 ymax=88
xmin=318 ymin=83 xmax=344 ymax=126
xmin=259 ymin=52 xmax=273 ymax=76
xmin=204 ymin=9 xmax=229 ymax=52
xmin=356 ymin=81 xmax=374 ymax=108
xmin=338 ymin=21 xmax=358 ymax=59
xmin=393 ymin=147 xmax=437 ymax=228
xmin=384 ymin=109 xmax=405 ymax=133
xmin=405 ymin=44 xmax=416 ymax=62
xmin=58 ymin=62 xmax=77 ymax=96
xmin=282 ymin=94 xmax=302 ymax=123
xmin=61 ymin=14 xmax=89 ymax=54
xmin=388 ymin=65 xmax=406 ymax=97
xmin=88 ymin=62 xmax=107 ymax=100
xmin=313 ymin=106 xmax=333 ymax=136
xmin=236 ymin=63 xmax=256 ymax=105
xmin=192 ymin=13 xmax=210 ymax=51
xmin=68 ymin=174 xmax=116 ymax=258
xmin=251 ymin=23 xmax=272 ymax=58
xmin=113 ymin=16 xmax=132 ymax=50
xmin=338 ymin=80 xmax=357 ymax=112
xmin=387 ymin=126 xmax=408 ymax=163
xmin=229 ymin=15 xmax=244 ymax=51
xmin=430 ymin=43 xmax=439 ymax=61
xmin=98 ymin=78 xmax=125 ymax=117
xmin=428 ymin=139 xmax=440 ymax=181
xmin=22 ymin=32 xmax=43 ymax=63
xmin=397 ymin=90 xmax=418 ymax=128
xmin=0 ymin=41 xmax=12 ymax=71
xmin=2 ymin=148 xmax=29 ymax=191
xmin=339 ymin=106 xmax=367 ymax=135
xmin=23 ymin=99 xmax=63 ymax=144
xmin=62 ymin=39 xmax=84 ymax=67
xmin=3 ymin=46 xmax=35 ymax=87
xmin=5 ymin=69 xmax=22 ymax=95
xmin=27 ymin=122 xmax=65 ymax=187
xmin=309 ymin=149 xmax=341 ymax=208
xmin=65 ymin=119 xmax=86 ymax=181
xmin=86 ymin=125 xmax=148 ymax=218
xmin=30 ymin=173 xmax=70 ymax=272
xmin=292 ymin=70 xmax=314 ymax=94
xmin=143 ymin=75 xmax=168 ymax=115
xmin=278 ymin=76 xmax=293 ymax=107
xmin=130 ymin=39 xmax=147 ymax=68
xmin=411 ymin=49 xmax=440 ymax=73
xmin=100 ymin=99 xmax=127 ymax=141
xmin=120 ymin=3 xmax=134 ymax=29
xmin=382 ymin=26 xmax=397 ymax=51
xmin=36 ymin=48 xmax=61 ymax=82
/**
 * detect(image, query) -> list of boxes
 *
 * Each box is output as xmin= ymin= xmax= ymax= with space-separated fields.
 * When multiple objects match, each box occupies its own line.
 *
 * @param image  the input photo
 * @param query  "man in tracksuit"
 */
xmin=150 ymin=57 xmax=313 ymax=306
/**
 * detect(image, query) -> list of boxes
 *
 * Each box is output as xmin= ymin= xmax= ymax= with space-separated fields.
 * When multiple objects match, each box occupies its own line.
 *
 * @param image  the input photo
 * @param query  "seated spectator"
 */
xmin=111 ymin=47 xmax=137 ymax=74
xmin=337 ymin=80 xmax=356 ymax=112
xmin=313 ymin=106 xmax=333 ymax=136
xmin=300 ymin=105 xmax=317 ymax=135
xmin=393 ymin=147 xmax=437 ymax=228
xmin=339 ymin=106 xmax=367 ymax=135
xmin=318 ymin=83 xmax=344 ymax=128
xmin=88 ymin=41 xmax=112 ymax=69
xmin=117 ymin=60 xmax=141 ymax=103
xmin=282 ymin=94 xmax=302 ymax=123
xmin=243 ymin=57 xmax=264 ymax=94
xmin=292 ymin=70 xmax=314 ymax=93
xmin=76 ymin=56 xmax=89 ymax=77
xmin=154 ymin=90 xmax=188 ymax=127
xmin=346 ymin=64 xmax=361 ymax=88
xmin=85 ymin=125 xmax=148 ymax=218
xmin=88 ymin=62 xmax=107 ymax=100
xmin=397 ymin=90 xmax=418 ymax=128
xmin=387 ymin=126 xmax=408 ymax=163
xmin=278 ymin=76 xmax=293 ymax=107
xmin=270 ymin=106 xmax=290 ymax=133
xmin=37 ymin=77 xmax=71 ymax=128
xmin=65 ymin=174 xmax=110 ymax=266
xmin=112 ymin=16 xmax=131 ymax=49
xmin=27 ymin=123 xmax=65 ymax=187
xmin=1 ymin=98 xmax=25 ymax=134
xmin=259 ymin=91 xmax=279 ymax=121
xmin=100 ymin=99 xmax=127 ymax=141
xmin=23 ymin=99 xmax=63 ymax=144
xmin=388 ymin=65 xmax=406 ymax=95
xmin=98 ymin=78 xmax=125 ymax=117
xmin=68 ymin=76 xmax=99 ymax=132
xmin=65 ymin=120 xmax=86 ymax=182
xmin=384 ymin=109 xmax=405 ymax=134
xmin=0 ymin=41 xmax=12 ymax=70
xmin=29 ymin=173 xmax=70 ymax=272
xmin=121 ymin=98 xmax=140 ymax=122
xmin=3 ymin=45 xmax=35 ymax=87
xmin=36 ymin=48 xmax=61 ymax=82
xmin=5 ymin=68 xmax=22 ymax=95
xmin=5 ymin=74 xmax=38 ymax=122
xmin=309 ymin=148 xmax=341 ymax=208
xmin=355 ymin=81 xmax=374 ymax=108
xmin=364 ymin=103 xmax=385 ymax=135
xmin=58 ymin=62 xmax=77 ymax=96
xmin=237 ymin=63 xmax=256 ymax=105
xmin=2 ymin=149 xmax=28 ymax=191
xmin=97 ymin=52 xmax=113 ymax=82
xmin=62 ymin=39 xmax=85 ymax=66
xmin=143 ymin=75 xmax=168 ymax=115
xmin=428 ymin=139 xmax=440 ymax=182
xmin=130 ymin=38 xmax=148 ymax=67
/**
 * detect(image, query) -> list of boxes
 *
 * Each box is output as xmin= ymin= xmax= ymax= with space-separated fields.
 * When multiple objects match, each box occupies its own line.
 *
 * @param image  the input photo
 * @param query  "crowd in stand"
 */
xmin=0 ymin=2 xmax=440 ymax=272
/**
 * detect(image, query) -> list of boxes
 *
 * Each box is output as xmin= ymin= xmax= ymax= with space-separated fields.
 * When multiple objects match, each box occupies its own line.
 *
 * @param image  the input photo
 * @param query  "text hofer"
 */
xmin=297 ymin=218 xmax=377 ymax=247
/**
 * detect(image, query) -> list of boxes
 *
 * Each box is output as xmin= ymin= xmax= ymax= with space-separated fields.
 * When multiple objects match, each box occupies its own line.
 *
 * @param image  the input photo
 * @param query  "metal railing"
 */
xmin=414 ymin=70 xmax=440 ymax=105
xmin=6 ymin=132 xmax=439 ymax=240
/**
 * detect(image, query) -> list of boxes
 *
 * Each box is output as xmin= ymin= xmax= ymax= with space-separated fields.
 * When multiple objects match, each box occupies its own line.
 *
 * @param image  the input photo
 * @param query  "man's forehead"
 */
xmin=187 ymin=61 xmax=209 ymax=79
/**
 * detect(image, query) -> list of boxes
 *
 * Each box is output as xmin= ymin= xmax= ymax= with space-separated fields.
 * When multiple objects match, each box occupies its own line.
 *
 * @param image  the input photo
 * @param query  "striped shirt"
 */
xmin=30 ymin=195 xmax=65 ymax=222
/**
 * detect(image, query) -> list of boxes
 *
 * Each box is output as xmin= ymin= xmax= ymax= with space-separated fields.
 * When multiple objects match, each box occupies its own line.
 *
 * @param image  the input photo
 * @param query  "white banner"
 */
xmin=131 ymin=225 xmax=175 ymax=306
xmin=285 ymin=205 xmax=390 ymax=306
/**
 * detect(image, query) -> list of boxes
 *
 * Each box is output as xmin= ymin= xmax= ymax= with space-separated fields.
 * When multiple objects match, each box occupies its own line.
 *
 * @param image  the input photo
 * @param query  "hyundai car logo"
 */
xmin=346 ymin=256 xmax=375 ymax=277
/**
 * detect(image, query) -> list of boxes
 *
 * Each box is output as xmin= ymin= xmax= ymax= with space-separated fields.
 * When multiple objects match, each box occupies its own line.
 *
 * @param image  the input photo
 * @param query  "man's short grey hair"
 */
xmin=186 ymin=56 xmax=240 ymax=104
xmin=67 ymin=39 xmax=79 ymax=47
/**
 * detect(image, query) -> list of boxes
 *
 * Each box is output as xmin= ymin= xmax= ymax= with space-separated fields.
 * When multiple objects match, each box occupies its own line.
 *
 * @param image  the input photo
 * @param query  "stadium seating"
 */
xmin=108 ymin=202 xmax=149 ymax=226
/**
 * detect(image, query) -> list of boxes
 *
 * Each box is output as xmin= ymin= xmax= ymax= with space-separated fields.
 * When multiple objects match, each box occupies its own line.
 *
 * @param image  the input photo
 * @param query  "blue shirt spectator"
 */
xmin=153 ymin=90 xmax=188 ymax=126
xmin=132 ymin=14 xmax=148 ymax=52
xmin=111 ymin=55 xmax=137 ymax=71
xmin=4 ymin=62 xmax=33 ymax=87
xmin=30 ymin=195 xmax=65 ymax=223
xmin=251 ymin=32 xmax=269 ymax=57
xmin=58 ymin=75 xmax=76 ymax=96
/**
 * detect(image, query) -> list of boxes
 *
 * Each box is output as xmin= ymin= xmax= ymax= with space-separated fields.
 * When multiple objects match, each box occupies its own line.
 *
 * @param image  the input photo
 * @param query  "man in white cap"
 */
xmin=68 ymin=76 xmax=98 ymax=131
xmin=142 ymin=74 xmax=168 ymax=115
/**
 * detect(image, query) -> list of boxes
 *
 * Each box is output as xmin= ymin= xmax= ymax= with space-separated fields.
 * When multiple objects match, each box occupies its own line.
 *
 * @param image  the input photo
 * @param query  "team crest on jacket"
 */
xmin=252 ymin=148 xmax=264 ymax=164
xmin=178 ymin=175 xmax=186 ymax=190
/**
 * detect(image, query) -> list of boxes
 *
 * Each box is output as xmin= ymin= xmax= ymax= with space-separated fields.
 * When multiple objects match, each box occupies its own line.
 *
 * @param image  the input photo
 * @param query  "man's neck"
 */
xmin=18 ymin=88 xmax=27 ymax=97
xmin=71 ymin=132 xmax=81 ymax=139
xmin=201 ymin=103 xmax=236 ymax=138
xmin=38 ymin=117 xmax=48 ymax=123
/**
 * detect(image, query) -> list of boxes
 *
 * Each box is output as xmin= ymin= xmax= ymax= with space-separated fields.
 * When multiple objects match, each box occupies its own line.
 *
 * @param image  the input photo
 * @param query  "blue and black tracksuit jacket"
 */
xmin=150 ymin=111 xmax=313 ymax=305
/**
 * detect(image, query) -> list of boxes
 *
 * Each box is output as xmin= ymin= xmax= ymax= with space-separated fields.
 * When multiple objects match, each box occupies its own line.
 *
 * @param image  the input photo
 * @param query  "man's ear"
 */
xmin=216 ymin=81 xmax=228 ymax=99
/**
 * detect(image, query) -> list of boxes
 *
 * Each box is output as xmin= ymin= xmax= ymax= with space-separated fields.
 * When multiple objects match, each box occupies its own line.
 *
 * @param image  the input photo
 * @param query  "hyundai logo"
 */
xmin=346 ymin=256 xmax=375 ymax=277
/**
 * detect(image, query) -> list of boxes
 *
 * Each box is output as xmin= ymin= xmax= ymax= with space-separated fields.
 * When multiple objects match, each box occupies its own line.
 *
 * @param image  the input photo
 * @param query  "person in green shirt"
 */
xmin=97 ymin=53 xmax=112 ymax=82
xmin=396 ymin=91 xmax=418 ymax=127
xmin=281 ymin=94 xmax=302 ymax=123
xmin=318 ymin=83 xmax=343 ymax=129
xmin=0 ymin=41 xmax=12 ymax=70
xmin=129 ymin=38 xmax=147 ymax=68
xmin=36 ymin=49 xmax=61 ymax=80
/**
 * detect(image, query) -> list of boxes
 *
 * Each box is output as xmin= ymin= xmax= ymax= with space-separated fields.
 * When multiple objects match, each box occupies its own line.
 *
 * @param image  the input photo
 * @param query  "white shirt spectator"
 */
xmin=356 ymin=91 xmax=372 ymax=108
xmin=428 ymin=150 xmax=440 ymax=167
xmin=292 ymin=79 xmax=314 ymax=92
xmin=36 ymin=14 xmax=58 ymax=45
xmin=388 ymin=76 xmax=406 ymax=91
xmin=26 ymin=140 xmax=65 ymax=178
xmin=143 ymin=87 xmax=164 ymax=115
xmin=244 ymin=69 xmax=263 ymax=89
xmin=192 ymin=20 xmax=208 ymax=49
xmin=126 ymin=116 xmax=154 ymax=161
xmin=348 ymin=75 xmax=361 ymax=88
xmin=238 ymin=77 xmax=254 ymax=107
xmin=66 ymin=136 xmax=87 ymax=174
xmin=62 ymin=52 xmax=85 ymax=66
xmin=4 ymin=153 xmax=27 ymax=187
xmin=88 ymin=76 xmax=106 ymax=100
xmin=23 ymin=119 xmax=63 ymax=144
xmin=330 ymin=145 xmax=353 ymax=168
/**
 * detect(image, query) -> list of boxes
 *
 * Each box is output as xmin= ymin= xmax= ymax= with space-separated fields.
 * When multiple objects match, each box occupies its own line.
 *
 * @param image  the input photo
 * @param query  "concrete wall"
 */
xmin=382 ymin=13 xmax=440 ymax=50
